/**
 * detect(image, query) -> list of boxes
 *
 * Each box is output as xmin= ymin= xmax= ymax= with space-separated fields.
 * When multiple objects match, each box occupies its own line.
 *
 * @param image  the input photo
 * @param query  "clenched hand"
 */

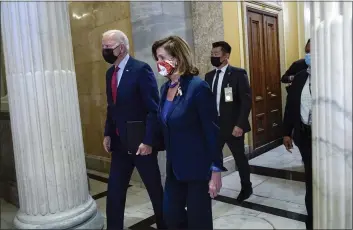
xmin=283 ymin=136 xmax=293 ymax=153
xmin=209 ymin=171 xmax=222 ymax=198
xmin=103 ymin=136 xmax=111 ymax=153
xmin=232 ymin=126 xmax=243 ymax=137
xmin=136 ymin=143 xmax=152 ymax=156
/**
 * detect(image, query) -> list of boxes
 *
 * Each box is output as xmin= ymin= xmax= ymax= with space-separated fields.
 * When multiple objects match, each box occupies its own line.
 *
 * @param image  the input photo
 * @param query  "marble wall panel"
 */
xmin=191 ymin=1 xmax=224 ymax=76
xmin=69 ymin=2 xmax=134 ymax=160
xmin=130 ymin=1 xmax=194 ymax=87
xmin=129 ymin=1 xmax=194 ymax=182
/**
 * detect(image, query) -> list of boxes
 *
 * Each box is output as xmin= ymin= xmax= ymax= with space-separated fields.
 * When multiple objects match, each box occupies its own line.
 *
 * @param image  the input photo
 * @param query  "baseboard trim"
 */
xmin=248 ymin=138 xmax=282 ymax=160
xmin=85 ymin=155 xmax=111 ymax=174
xmin=0 ymin=180 xmax=19 ymax=207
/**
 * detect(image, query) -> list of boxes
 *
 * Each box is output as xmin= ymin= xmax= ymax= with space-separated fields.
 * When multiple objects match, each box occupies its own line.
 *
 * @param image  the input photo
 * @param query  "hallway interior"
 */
xmin=1 ymin=146 xmax=306 ymax=229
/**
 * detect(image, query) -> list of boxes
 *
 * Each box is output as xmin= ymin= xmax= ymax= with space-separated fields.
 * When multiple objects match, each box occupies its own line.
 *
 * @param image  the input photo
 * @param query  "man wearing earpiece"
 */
xmin=205 ymin=41 xmax=253 ymax=202
xmin=283 ymin=40 xmax=313 ymax=229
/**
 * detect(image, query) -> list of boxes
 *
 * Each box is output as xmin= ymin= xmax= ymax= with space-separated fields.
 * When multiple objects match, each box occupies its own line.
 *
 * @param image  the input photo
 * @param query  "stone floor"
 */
xmin=1 ymin=145 xmax=307 ymax=229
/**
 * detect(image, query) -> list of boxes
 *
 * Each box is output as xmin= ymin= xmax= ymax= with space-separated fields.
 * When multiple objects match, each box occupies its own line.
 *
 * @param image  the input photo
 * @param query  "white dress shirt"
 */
xmin=300 ymin=73 xmax=312 ymax=125
xmin=212 ymin=64 xmax=228 ymax=115
xmin=115 ymin=54 xmax=130 ymax=86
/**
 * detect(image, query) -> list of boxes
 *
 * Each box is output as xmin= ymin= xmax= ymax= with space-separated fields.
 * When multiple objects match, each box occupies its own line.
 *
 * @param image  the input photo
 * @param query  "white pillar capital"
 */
xmin=1 ymin=1 xmax=104 ymax=229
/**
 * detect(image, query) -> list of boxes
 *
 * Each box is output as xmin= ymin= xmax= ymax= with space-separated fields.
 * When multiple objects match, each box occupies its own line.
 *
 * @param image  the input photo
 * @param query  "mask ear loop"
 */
xmin=114 ymin=44 xmax=124 ymax=59
xmin=170 ymin=59 xmax=178 ymax=76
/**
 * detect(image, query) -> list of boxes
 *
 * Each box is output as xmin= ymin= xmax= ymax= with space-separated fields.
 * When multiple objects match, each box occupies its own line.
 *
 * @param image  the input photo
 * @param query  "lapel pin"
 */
xmin=126 ymin=69 xmax=129 ymax=72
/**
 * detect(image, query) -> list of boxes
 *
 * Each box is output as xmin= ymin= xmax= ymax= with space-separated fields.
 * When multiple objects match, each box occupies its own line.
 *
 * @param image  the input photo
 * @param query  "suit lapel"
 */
xmin=166 ymin=75 xmax=192 ymax=122
xmin=117 ymin=56 xmax=133 ymax=93
xmin=206 ymin=70 xmax=216 ymax=88
xmin=160 ymin=84 xmax=168 ymax=126
xmin=107 ymin=66 xmax=115 ymax=103
xmin=222 ymin=66 xmax=232 ymax=90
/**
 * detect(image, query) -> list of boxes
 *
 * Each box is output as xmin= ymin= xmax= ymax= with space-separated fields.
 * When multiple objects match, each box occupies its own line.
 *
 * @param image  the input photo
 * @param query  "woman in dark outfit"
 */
xmin=152 ymin=36 xmax=226 ymax=229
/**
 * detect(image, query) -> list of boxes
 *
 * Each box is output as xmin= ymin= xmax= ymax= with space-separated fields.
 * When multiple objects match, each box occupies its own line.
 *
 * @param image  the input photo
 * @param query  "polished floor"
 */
xmin=1 ymin=145 xmax=306 ymax=229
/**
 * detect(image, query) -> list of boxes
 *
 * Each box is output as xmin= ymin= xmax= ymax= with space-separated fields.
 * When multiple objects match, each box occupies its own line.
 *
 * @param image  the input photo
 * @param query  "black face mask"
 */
xmin=211 ymin=56 xmax=223 ymax=67
xmin=102 ymin=46 xmax=120 ymax=64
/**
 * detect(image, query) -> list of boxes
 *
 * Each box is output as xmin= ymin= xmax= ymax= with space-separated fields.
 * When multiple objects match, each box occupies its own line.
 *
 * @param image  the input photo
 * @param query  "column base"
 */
xmin=13 ymin=197 xmax=104 ymax=229
xmin=75 ymin=210 xmax=104 ymax=230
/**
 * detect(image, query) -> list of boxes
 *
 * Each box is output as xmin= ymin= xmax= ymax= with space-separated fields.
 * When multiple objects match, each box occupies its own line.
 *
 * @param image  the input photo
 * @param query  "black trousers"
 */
xmin=220 ymin=134 xmax=252 ymax=190
xmin=106 ymin=151 xmax=165 ymax=229
xmin=163 ymin=164 xmax=213 ymax=229
xmin=297 ymin=123 xmax=313 ymax=230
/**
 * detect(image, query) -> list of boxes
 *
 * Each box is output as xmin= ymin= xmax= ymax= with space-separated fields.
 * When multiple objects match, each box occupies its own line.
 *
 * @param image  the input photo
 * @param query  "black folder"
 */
xmin=126 ymin=121 xmax=146 ymax=154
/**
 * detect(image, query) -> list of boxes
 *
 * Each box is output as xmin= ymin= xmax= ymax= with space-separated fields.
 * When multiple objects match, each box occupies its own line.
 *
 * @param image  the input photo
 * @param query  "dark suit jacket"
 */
xmin=281 ymin=59 xmax=307 ymax=83
xmin=104 ymin=56 xmax=160 ymax=151
xmin=159 ymin=76 xmax=226 ymax=181
xmin=205 ymin=65 xmax=252 ymax=137
xmin=283 ymin=69 xmax=309 ymax=148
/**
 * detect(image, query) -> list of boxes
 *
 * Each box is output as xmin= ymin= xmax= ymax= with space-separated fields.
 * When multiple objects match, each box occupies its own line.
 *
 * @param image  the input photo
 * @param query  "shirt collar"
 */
xmin=216 ymin=64 xmax=229 ymax=73
xmin=116 ymin=54 xmax=130 ymax=70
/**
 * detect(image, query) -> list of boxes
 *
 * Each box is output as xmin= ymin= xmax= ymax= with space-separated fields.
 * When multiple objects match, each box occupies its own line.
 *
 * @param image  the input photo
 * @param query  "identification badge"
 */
xmin=224 ymin=84 xmax=233 ymax=102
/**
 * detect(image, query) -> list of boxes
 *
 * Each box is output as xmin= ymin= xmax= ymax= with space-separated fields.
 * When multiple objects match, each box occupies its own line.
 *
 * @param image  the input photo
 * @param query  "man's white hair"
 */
xmin=103 ymin=30 xmax=130 ymax=51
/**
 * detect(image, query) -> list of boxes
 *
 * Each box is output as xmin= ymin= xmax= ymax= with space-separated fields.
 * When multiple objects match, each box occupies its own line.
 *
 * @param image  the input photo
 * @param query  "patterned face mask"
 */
xmin=157 ymin=60 xmax=176 ymax=77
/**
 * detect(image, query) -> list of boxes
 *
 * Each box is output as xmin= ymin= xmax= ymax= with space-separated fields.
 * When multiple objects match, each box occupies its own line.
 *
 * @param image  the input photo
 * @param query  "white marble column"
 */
xmin=1 ymin=2 xmax=103 ymax=229
xmin=311 ymin=1 xmax=352 ymax=229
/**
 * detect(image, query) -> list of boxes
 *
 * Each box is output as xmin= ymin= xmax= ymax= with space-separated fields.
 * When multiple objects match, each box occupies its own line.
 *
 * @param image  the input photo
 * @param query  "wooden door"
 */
xmin=247 ymin=9 xmax=282 ymax=149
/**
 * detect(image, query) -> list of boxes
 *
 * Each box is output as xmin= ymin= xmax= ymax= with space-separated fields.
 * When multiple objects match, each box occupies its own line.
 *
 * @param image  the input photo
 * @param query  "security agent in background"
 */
xmin=205 ymin=41 xmax=253 ymax=202
xmin=282 ymin=50 xmax=313 ymax=230
xmin=281 ymin=39 xmax=311 ymax=85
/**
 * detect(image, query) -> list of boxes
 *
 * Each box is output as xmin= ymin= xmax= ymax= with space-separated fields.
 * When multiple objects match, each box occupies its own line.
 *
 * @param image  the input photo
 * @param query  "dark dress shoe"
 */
xmin=236 ymin=188 xmax=253 ymax=202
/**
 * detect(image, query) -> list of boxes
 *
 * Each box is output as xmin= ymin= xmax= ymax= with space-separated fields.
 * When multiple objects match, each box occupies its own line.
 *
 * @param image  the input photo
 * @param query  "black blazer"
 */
xmin=205 ymin=65 xmax=251 ymax=137
xmin=281 ymin=59 xmax=308 ymax=83
xmin=283 ymin=69 xmax=309 ymax=147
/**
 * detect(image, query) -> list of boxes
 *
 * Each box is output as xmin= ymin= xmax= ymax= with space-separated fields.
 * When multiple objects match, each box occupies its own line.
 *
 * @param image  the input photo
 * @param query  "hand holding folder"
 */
xmin=126 ymin=121 xmax=165 ymax=155
xmin=126 ymin=121 xmax=146 ymax=154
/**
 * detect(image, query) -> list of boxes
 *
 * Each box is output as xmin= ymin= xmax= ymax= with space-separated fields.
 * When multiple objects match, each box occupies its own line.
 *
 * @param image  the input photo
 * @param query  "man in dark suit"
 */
xmin=281 ymin=39 xmax=310 ymax=84
xmin=283 ymin=50 xmax=313 ymax=230
xmin=205 ymin=41 xmax=252 ymax=202
xmin=101 ymin=30 xmax=165 ymax=229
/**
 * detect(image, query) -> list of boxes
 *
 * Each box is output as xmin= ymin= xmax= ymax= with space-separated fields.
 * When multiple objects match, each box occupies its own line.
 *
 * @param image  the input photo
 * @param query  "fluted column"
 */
xmin=1 ymin=2 xmax=103 ymax=229
xmin=311 ymin=1 xmax=352 ymax=229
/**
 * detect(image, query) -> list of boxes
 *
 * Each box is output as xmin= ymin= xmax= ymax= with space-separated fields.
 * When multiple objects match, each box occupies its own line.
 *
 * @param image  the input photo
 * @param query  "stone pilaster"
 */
xmin=1 ymin=2 xmax=104 ymax=229
xmin=311 ymin=1 xmax=352 ymax=229
xmin=191 ymin=1 xmax=224 ymax=76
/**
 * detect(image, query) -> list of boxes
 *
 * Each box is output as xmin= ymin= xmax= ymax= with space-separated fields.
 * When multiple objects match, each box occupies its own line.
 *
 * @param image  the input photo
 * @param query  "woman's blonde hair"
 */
xmin=152 ymin=36 xmax=199 ymax=76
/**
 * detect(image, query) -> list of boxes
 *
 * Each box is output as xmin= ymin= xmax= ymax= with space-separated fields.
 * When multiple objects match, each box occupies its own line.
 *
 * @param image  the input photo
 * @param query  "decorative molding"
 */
xmin=247 ymin=1 xmax=283 ymax=11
